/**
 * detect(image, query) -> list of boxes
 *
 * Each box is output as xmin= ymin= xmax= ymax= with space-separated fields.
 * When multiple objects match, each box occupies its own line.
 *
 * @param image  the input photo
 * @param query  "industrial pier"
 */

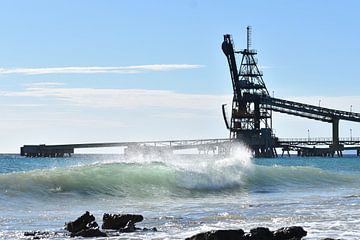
xmin=20 ymin=27 xmax=360 ymax=158
xmin=220 ymin=26 xmax=360 ymax=157
xmin=20 ymin=139 xmax=231 ymax=157
xmin=20 ymin=138 xmax=360 ymax=158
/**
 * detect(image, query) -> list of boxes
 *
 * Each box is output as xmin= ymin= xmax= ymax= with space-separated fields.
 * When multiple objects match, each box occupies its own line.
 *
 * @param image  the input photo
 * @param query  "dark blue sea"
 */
xmin=1 ymin=146 xmax=360 ymax=239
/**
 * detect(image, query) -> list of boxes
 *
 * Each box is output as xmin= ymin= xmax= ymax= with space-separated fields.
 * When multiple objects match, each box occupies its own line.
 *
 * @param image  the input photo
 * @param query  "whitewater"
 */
xmin=1 ymin=146 xmax=360 ymax=239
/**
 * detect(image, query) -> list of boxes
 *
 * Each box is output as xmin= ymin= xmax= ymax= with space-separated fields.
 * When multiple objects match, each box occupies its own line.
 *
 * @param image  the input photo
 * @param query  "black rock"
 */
xmin=64 ymin=211 xmax=107 ymax=238
xmin=143 ymin=227 xmax=158 ymax=232
xmin=70 ymin=228 xmax=107 ymax=238
xmin=186 ymin=226 xmax=308 ymax=240
xmin=24 ymin=231 xmax=50 ymax=239
xmin=24 ymin=232 xmax=36 ymax=236
xmin=273 ymin=226 xmax=307 ymax=240
xmin=86 ymin=221 xmax=99 ymax=229
xmin=244 ymin=227 xmax=274 ymax=240
xmin=186 ymin=229 xmax=245 ymax=240
xmin=65 ymin=211 xmax=95 ymax=233
xmin=102 ymin=213 xmax=144 ymax=230
xmin=119 ymin=220 xmax=137 ymax=233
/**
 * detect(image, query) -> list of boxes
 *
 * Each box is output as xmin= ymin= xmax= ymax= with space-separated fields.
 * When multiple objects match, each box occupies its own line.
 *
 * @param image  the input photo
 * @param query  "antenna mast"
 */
xmin=247 ymin=26 xmax=251 ymax=51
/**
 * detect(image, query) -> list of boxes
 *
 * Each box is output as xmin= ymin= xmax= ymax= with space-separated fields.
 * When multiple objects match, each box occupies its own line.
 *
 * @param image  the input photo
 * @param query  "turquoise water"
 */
xmin=0 ymin=148 xmax=360 ymax=239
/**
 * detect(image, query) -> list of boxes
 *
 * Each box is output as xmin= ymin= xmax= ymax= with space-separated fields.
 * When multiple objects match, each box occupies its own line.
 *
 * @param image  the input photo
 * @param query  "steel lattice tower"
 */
xmin=222 ymin=27 xmax=275 ymax=157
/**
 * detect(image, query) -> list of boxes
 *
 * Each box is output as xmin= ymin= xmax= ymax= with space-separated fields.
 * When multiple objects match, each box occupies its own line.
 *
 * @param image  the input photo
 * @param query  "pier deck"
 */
xmin=20 ymin=137 xmax=360 ymax=157
xmin=278 ymin=137 xmax=360 ymax=157
xmin=20 ymin=138 xmax=230 ymax=157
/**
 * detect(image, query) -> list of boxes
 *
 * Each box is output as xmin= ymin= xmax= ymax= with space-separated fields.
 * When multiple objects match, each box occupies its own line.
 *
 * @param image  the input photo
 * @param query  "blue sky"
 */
xmin=0 ymin=0 xmax=360 ymax=152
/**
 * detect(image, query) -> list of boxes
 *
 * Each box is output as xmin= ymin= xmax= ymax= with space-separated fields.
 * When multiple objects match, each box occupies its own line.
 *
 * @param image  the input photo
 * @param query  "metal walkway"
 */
xmin=278 ymin=137 xmax=360 ymax=146
xmin=20 ymin=138 xmax=231 ymax=157
xmin=277 ymin=137 xmax=360 ymax=157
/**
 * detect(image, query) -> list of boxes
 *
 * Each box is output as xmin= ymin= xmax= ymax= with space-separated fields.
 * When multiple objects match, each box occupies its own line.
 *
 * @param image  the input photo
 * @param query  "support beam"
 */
xmin=20 ymin=138 xmax=231 ymax=157
xmin=332 ymin=118 xmax=339 ymax=146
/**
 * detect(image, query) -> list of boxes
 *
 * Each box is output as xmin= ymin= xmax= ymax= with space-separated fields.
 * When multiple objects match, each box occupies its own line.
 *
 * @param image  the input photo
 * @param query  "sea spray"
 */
xmin=0 ymin=145 xmax=358 ymax=200
xmin=0 ymin=143 xmax=253 ymax=198
xmin=174 ymin=143 xmax=254 ymax=190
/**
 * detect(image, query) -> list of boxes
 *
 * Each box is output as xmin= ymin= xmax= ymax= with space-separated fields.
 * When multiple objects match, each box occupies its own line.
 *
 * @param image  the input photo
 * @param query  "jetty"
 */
xmin=20 ymin=138 xmax=230 ymax=157
xmin=20 ymin=27 xmax=360 ymax=158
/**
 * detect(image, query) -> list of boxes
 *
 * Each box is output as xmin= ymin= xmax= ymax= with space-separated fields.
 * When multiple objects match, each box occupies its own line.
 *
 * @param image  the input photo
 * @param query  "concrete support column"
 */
xmin=254 ymin=101 xmax=260 ymax=129
xmin=332 ymin=118 xmax=339 ymax=147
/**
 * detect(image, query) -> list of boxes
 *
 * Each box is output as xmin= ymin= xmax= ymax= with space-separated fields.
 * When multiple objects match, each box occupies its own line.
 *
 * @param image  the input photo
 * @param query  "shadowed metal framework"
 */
xmin=222 ymin=27 xmax=360 ymax=157
xmin=222 ymin=27 xmax=276 ymax=157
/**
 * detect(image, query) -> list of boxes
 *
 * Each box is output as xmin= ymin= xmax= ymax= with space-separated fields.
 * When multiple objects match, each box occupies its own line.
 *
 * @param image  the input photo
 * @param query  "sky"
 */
xmin=1 ymin=0 xmax=360 ymax=153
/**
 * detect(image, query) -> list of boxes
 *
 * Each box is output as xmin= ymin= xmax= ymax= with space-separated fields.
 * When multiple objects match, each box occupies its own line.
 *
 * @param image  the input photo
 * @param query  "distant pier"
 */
xmin=20 ymin=138 xmax=230 ymax=157
xmin=278 ymin=137 xmax=360 ymax=157
xmin=20 ymin=137 xmax=360 ymax=158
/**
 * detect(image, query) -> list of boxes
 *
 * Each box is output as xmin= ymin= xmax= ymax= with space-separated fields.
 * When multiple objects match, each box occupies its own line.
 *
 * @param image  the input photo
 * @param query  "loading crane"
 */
xmin=222 ymin=27 xmax=360 ymax=157
xmin=222 ymin=27 xmax=276 ymax=157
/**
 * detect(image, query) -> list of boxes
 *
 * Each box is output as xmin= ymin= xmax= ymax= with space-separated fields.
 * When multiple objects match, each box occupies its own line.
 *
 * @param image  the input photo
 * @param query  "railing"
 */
xmin=140 ymin=138 xmax=230 ymax=149
xmin=278 ymin=137 xmax=360 ymax=145
xmin=341 ymin=137 xmax=360 ymax=142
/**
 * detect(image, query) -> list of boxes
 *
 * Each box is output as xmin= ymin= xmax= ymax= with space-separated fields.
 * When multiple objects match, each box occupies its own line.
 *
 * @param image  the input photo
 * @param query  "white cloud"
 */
xmin=0 ymin=103 xmax=45 ymax=107
xmin=2 ymin=86 xmax=358 ymax=114
xmin=24 ymin=82 xmax=65 ymax=87
xmin=0 ymin=85 xmax=230 ymax=152
xmin=2 ymin=86 xmax=359 ymax=114
xmin=0 ymin=64 xmax=203 ymax=75
xmin=258 ymin=65 xmax=273 ymax=69
xmin=0 ymin=86 xmax=231 ymax=111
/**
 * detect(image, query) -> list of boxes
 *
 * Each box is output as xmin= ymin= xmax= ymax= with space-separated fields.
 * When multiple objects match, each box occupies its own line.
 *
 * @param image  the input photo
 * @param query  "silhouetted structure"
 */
xmin=222 ymin=27 xmax=276 ymax=157
xmin=222 ymin=27 xmax=360 ymax=157
xmin=20 ymin=139 xmax=230 ymax=157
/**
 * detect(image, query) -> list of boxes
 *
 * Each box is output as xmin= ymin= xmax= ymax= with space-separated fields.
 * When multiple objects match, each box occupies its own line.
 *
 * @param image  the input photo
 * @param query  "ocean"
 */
xmin=1 ymin=145 xmax=360 ymax=239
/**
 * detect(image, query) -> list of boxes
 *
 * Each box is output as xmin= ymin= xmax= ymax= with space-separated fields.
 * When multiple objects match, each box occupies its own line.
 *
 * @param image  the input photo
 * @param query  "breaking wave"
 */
xmin=0 ymin=145 xmax=357 ymax=199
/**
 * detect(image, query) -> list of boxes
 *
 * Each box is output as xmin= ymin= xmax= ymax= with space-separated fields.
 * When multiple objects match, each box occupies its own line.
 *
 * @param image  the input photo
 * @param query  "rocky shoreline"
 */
xmin=24 ymin=211 xmax=157 ymax=239
xmin=23 ymin=211 xmax=340 ymax=240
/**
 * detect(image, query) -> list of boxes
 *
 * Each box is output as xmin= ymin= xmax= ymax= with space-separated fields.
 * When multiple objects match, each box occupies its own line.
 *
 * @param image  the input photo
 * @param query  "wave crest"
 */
xmin=0 ymin=146 xmax=357 ymax=198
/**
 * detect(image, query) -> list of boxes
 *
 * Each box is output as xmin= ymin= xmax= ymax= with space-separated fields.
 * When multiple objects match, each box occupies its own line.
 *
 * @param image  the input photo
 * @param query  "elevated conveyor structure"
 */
xmin=261 ymin=95 xmax=360 ymax=148
xmin=222 ymin=27 xmax=360 ymax=157
xmin=262 ymin=96 xmax=360 ymax=123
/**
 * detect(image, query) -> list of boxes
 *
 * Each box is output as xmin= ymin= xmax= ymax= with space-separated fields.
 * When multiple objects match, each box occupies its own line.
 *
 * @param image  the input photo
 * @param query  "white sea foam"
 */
xmin=1 ymin=153 xmax=360 ymax=239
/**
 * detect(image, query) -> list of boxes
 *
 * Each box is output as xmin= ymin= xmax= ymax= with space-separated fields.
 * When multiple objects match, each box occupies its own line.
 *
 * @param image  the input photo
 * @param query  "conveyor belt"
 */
xmin=261 ymin=96 xmax=360 ymax=123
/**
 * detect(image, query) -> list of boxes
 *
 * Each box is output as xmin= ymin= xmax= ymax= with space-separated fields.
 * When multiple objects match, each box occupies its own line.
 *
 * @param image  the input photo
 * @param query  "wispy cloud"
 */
xmin=0 ymin=64 xmax=203 ymax=75
xmin=0 ymin=86 xmax=231 ymax=112
xmin=258 ymin=65 xmax=273 ymax=69
xmin=24 ymin=82 xmax=65 ymax=87
xmin=0 ymin=103 xmax=45 ymax=107
xmin=2 ymin=86 xmax=358 ymax=114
